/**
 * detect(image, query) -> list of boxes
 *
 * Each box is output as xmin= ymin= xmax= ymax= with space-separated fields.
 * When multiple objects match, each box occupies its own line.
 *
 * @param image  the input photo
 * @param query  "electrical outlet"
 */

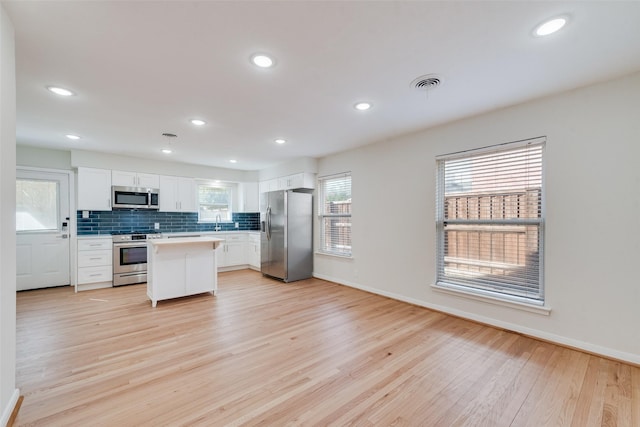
xmin=154 ymin=223 xmax=160 ymax=230
xmin=82 ymin=210 xmax=89 ymax=219
xmin=235 ymin=222 xmax=239 ymax=228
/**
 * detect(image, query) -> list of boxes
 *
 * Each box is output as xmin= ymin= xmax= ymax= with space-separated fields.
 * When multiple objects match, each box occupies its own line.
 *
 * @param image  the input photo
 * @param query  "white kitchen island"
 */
xmin=147 ymin=236 xmax=224 ymax=307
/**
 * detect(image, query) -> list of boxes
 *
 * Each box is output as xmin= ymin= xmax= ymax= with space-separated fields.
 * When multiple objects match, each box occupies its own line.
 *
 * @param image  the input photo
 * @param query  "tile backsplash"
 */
xmin=77 ymin=210 xmax=260 ymax=235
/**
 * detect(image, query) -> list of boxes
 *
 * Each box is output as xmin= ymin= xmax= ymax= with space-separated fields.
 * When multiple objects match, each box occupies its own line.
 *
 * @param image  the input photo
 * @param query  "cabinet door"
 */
xmin=259 ymin=179 xmax=278 ymax=193
xmin=178 ymin=177 xmax=197 ymax=212
xmin=111 ymin=170 xmax=137 ymax=187
xmin=241 ymin=182 xmax=259 ymax=212
xmin=112 ymin=171 xmax=159 ymax=188
xmin=137 ymin=173 xmax=160 ymax=188
xmin=159 ymin=175 xmax=179 ymax=212
xmin=186 ymin=251 xmax=215 ymax=294
xmin=279 ymin=173 xmax=315 ymax=190
xmin=77 ymin=167 xmax=112 ymax=211
xmin=248 ymin=241 xmax=260 ymax=269
xmin=261 ymin=179 xmax=276 ymax=192
xmin=153 ymin=256 xmax=186 ymax=300
xmin=225 ymin=242 xmax=245 ymax=266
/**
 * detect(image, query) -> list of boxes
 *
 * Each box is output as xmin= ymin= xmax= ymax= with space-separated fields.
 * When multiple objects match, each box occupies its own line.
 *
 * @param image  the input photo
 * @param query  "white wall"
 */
xmin=0 ymin=5 xmax=18 ymax=425
xmin=16 ymin=145 xmax=71 ymax=170
xmin=315 ymin=71 xmax=640 ymax=363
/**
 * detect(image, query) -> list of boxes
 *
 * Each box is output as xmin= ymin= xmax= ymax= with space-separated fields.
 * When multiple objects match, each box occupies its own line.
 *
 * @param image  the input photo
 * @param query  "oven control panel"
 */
xmin=112 ymin=233 xmax=163 ymax=243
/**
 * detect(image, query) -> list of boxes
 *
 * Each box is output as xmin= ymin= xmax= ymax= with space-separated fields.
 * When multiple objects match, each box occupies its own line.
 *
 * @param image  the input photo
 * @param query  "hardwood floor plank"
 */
xmin=14 ymin=270 xmax=640 ymax=426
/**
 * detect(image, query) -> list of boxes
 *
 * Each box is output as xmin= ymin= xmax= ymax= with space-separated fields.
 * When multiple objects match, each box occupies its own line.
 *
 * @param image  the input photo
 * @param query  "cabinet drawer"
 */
xmin=224 ymin=234 xmax=247 ymax=242
xmin=248 ymin=234 xmax=260 ymax=242
xmin=78 ymin=250 xmax=112 ymax=267
xmin=78 ymin=239 xmax=112 ymax=251
xmin=78 ymin=266 xmax=112 ymax=284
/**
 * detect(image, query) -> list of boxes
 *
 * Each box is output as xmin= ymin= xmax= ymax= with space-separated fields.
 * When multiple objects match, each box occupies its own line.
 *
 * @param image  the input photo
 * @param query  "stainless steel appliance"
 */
xmin=112 ymin=186 xmax=159 ymax=210
xmin=261 ymin=190 xmax=313 ymax=282
xmin=112 ymin=232 xmax=163 ymax=286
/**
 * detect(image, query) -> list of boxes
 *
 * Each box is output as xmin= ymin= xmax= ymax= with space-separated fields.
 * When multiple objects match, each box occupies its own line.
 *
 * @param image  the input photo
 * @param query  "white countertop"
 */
xmin=163 ymin=230 xmax=259 ymax=237
xmin=148 ymin=236 xmax=225 ymax=246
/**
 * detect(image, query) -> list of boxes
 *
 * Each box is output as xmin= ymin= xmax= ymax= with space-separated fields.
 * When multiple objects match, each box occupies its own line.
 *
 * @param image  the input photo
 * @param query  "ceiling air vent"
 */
xmin=411 ymin=74 xmax=442 ymax=91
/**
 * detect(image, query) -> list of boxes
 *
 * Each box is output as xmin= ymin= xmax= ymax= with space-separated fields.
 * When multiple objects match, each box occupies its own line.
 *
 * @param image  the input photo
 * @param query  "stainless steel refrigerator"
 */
xmin=260 ymin=190 xmax=313 ymax=282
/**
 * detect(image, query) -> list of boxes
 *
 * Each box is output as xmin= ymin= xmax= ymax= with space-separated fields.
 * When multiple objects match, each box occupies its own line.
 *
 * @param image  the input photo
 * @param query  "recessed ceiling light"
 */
xmin=161 ymin=149 xmax=172 ymax=154
xmin=65 ymin=134 xmax=81 ymax=140
xmin=251 ymin=54 xmax=274 ymax=68
xmin=229 ymin=159 xmax=238 ymax=164
xmin=47 ymin=86 xmax=74 ymax=96
xmin=354 ymin=102 xmax=372 ymax=111
xmin=534 ymin=16 xmax=568 ymax=37
xmin=275 ymin=139 xmax=286 ymax=144
xmin=190 ymin=119 xmax=206 ymax=126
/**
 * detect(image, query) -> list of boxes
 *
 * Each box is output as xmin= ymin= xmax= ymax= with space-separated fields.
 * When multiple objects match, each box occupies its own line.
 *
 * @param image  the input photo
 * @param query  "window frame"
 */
xmin=317 ymin=172 xmax=352 ymax=257
xmin=197 ymin=183 xmax=233 ymax=223
xmin=434 ymin=137 xmax=546 ymax=309
xmin=16 ymin=178 xmax=60 ymax=233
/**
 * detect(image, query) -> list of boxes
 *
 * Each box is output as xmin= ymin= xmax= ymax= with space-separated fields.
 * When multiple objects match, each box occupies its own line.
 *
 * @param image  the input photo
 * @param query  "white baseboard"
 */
xmin=312 ymin=273 xmax=640 ymax=365
xmin=0 ymin=388 xmax=20 ymax=427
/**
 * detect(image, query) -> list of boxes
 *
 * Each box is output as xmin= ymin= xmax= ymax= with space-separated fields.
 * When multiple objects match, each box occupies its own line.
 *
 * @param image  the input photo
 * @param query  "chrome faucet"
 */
xmin=215 ymin=214 xmax=222 ymax=231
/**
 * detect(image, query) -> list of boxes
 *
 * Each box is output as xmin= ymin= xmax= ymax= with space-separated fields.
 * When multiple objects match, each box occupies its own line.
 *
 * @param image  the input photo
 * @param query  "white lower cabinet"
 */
xmin=147 ymin=238 xmax=221 ymax=307
xmin=215 ymin=233 xmax=260 ymax=271
xmin=217 ymin=234 xmax=246 ymax=268
xmin=248 ymin=234 xmax=260 ymax=270
xmin=76 ymin=237 xmax=113 ymax=291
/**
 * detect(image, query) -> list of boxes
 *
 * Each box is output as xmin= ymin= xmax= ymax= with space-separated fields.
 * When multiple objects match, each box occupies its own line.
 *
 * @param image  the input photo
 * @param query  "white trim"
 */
xmin=16 ymin=166 xmax=76 ymax=291
xmin=435 ymin=135 xmax=546 ymax=160
xmin=312 ymin=273 xmax=640 ymax=365
xmin=314 ymin=251 xmax=353 ymax=259
xmin=431 ymin=283 xmax=551 ymax=315
xmin=0 ymin=388 xmax=20 ymax=427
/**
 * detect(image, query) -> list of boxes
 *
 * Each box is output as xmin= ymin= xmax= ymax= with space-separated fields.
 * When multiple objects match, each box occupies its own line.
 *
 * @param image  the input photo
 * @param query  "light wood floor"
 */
xmin=14 ymin=270 xmax=640 ymax=426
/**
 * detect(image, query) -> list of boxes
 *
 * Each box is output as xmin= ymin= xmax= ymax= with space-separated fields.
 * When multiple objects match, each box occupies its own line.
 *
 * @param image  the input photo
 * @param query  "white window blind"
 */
xmin=436 ymin=137 xmax=545 ymax=304
xmin=318 ymin=173 xmax=352 ymax=256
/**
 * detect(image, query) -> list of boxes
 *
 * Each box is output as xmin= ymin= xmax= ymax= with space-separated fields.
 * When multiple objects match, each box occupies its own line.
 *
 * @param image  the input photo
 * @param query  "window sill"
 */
xmin=431 ymin=282 xmax=551 ymax=316
xmin=315 ymin=251 xmax=353 ymax=260
xmin=197 ymin=220 xmax=233 ymax=224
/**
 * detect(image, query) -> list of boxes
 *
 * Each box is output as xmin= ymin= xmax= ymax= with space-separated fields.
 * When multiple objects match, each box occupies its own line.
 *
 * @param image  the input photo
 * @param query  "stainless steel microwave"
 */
xmin=112 ymin=186 xmax=159 ymax=210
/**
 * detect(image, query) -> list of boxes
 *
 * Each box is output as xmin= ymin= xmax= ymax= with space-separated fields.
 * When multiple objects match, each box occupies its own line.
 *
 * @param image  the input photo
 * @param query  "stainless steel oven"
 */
xmin=112 ymin=233 xmax=163 ymax=286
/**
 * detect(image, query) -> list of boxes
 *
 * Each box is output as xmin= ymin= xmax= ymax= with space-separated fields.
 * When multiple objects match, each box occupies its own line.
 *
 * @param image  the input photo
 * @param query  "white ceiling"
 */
xmin=5 ymin=1 xmax=640 ymax=171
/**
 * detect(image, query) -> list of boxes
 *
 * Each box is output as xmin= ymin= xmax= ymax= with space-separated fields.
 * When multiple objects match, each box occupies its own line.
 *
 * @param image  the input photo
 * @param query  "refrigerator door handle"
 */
xmin=266 ymin=206 xmax=272 ymax=241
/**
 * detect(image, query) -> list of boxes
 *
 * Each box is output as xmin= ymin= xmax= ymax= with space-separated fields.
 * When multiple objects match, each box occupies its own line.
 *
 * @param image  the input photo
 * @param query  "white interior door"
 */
xmin=16 ymin=168 xmax=71 ymax=290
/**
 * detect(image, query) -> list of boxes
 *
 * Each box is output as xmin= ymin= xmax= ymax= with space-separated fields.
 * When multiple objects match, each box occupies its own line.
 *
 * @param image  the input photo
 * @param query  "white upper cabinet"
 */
xmin=178 ymin=177 xmax=197 ymax=212
xmin=258 ymin=178 xmax=278 ymax=194
xmin=159 ymin=175 xmax=196 ymax=212
xmin=112 ymin=170 xmax=160 ymax=188
xmin=260 ymin=172 xmax=315 ymax=193
xmin=278 ymin=172 xmax=315 ymax=190
xmin=77 ymin=167 xmax=112 ymax=211
xmin=240 ymin=182 xmax=259 ymax=212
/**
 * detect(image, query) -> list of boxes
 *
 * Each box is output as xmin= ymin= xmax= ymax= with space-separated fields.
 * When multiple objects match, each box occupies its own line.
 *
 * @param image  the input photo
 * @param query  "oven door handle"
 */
xmin=113 ymin=242 xmax=148 ymax=248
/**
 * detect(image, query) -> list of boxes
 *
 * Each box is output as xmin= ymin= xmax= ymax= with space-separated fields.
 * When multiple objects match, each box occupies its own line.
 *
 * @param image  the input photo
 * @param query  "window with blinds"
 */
xmin=318 ymin=173 xmax=352 ymax=257
xmin=436 ymin=137 xmax=545 ymax=304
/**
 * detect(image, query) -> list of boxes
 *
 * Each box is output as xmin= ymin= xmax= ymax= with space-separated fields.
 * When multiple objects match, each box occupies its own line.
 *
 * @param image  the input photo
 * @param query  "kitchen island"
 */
xmin=147 ymin=236 xmax=224 ymax=307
